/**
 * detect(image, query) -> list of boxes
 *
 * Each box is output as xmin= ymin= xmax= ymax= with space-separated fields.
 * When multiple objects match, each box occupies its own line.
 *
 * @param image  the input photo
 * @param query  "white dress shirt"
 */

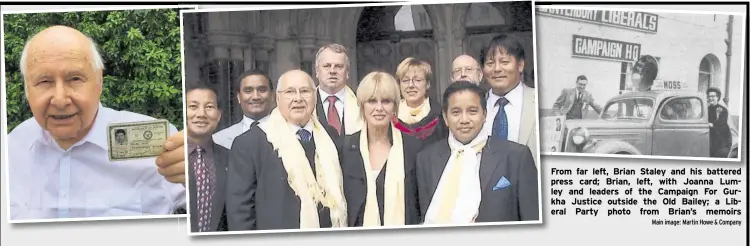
xmin=212 ymin=115 xmax=268 ymax=150
xmin=318 ymin=88 xmax=345 ymax=121
xmin=241 ymin=115 xmax=268 ymax=132
xmin=8 ymin=103 xmax=185 ymax=220
xmin=483 ymin=83 xmax=524 ymax=142
xmin=289 ymin=121 xmax=314 ymax=141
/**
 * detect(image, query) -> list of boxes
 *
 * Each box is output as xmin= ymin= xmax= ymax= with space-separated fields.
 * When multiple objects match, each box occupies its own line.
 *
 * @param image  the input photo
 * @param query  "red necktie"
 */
xmin=327 ymin=96 xmax=342 ymax=135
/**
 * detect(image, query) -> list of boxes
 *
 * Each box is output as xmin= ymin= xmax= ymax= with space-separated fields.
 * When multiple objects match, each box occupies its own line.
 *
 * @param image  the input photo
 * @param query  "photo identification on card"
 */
xmin=107 ymin=119 xmax=169 ymax=161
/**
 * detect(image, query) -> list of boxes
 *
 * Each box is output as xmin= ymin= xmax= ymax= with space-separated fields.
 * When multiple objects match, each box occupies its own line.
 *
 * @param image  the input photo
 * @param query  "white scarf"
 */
xmin=359 ymin=124 xmax=405 ymax=226
xmin=398 ymin=98 xmax=431 ymax=124
xmin=257 ymin=108 xmax=347 ymax=228
xmin=424 ymin=130 xmax=488 ymax=225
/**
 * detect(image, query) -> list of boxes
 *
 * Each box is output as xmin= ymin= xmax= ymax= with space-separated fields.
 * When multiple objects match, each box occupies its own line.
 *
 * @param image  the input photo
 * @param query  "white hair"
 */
xmin=20 ymin=34 xmax=105 ymax=97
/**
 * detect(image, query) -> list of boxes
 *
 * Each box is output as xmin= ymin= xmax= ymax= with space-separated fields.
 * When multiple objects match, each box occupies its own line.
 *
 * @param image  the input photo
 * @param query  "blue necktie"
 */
xmin=492 ymin=97 xmax=509 ymax=140
xmin=297 ymin=129 xmax=312 ymax=142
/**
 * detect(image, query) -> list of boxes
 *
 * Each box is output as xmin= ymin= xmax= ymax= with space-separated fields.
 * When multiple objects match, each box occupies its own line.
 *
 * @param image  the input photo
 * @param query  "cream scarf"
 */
xmin=424 ymin=131 xmax=488 ymax=225
xmin=257 ymin=108 xmax=347 ymax=228
xmin=359 ymin=124 xmax=406 ymax=227
xmin=398 ymin=98 xmax=431 ymax=124
xmin=313 ymin=86 xmax=363 ymax=135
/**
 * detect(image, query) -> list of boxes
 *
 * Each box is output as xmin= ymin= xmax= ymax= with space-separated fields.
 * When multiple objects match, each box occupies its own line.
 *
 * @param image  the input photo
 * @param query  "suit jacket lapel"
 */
xmin=566 ymin=89 xmax=575 ymax=112
xmin=479 ymin=138 xmax=506 ymax=193
xmin=316 ymin=92 xmax=328 ymax=125
xmin=519 ymin=84 xmax=536 ymax=145
xmin=345 ymin=134 xmax=366 ymax=224
xmin=209 ymin=143 xmax=226 ymax=230
xmin=429 ymin=141 xmax=451 ymax=202
xmin=229 ymin=123 xmax=242 ymax=144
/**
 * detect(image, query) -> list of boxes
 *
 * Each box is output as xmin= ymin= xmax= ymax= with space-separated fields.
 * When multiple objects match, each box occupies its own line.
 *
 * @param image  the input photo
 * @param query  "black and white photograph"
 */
xmin=536 ymin=6 xmax=745 ymax=162
xmin=180 ymin=0 xmax=542 ymax=235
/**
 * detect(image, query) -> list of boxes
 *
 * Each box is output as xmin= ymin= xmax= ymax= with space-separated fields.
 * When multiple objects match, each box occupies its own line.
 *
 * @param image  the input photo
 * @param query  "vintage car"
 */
xmin=559 ymin=89 xmax=738 ymax=158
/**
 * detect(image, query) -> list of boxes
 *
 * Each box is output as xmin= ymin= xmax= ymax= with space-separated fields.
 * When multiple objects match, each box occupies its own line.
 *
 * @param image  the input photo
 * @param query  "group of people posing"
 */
xmin=184 ymin=33 xmax=540 ymax=232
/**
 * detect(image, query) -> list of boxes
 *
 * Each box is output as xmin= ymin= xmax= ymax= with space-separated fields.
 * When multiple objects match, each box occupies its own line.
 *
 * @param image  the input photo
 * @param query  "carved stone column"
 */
xmin=228 ymin=45 xmax=246 ymax=121
xmin=343 ymin=38 xmax=358 ymax=89
xmin=428 ymin=4 xmax=453 ymax=103
xmin=275 ymin=38 xmax=301 ymax=81
xmin=251 ymin=34 xmax=275 ymax=80
xmin=243 ymin=45 xmax=254 ymax=72
xmin=299 ymin=36 xmax=318 ymax=78
xmin=203 ymin=43 xmax=233 ymax=129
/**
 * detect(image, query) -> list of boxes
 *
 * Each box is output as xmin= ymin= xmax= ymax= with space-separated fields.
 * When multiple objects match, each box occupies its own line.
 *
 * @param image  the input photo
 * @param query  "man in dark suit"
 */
xmin=185 ymin=82 xmax=229 ymax=232
xmin=314 ymin=44 xmax=363 ymax=140
xmin=227 ymin=70 xmax=346 ymax=231
xmin=417 ymin=81 xmax=539 ymax=224
xmin=552 ymin=75 xmax=602 ymax=119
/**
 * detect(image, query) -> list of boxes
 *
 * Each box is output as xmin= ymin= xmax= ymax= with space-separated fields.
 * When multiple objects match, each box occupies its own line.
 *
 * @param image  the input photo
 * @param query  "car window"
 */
xmin=601 ymin=98 xmax=654 ymax=120
xmin=660 ymin=97 xmax=703 ymax=121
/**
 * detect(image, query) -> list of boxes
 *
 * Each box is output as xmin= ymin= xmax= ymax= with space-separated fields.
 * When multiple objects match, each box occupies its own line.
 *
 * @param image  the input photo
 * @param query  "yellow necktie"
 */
xmin=435 ymin=140 xmax=487 ymax=223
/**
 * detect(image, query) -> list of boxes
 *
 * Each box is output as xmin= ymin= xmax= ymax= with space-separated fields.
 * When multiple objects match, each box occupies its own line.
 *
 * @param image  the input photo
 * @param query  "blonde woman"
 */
xmin=341 ymin=71 xmax=423 ymax=227
xmin=392 ymin=57 xmax=448 ymax=147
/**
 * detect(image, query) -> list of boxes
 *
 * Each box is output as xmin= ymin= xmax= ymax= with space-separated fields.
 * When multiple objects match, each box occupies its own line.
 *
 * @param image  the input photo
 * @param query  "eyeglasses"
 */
xmin=452 ymin=67 xmax=479 ymax=75
xmin=278 ymin=87 xmax=314 ymax=99
xmin=400 ymin=77 xmax=426 ymax=85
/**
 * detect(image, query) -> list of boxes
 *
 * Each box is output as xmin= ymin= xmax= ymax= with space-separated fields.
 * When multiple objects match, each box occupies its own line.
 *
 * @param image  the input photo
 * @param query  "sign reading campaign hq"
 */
xmin=571 ymin=35 xmax=641 ymax=63
xmin=537 ymin=7 xmax=659 ymax=33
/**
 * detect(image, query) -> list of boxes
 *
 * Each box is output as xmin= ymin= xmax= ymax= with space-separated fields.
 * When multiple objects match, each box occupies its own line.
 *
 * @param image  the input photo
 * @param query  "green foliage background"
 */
xmin=4 ymin=8 xmax=184 ymax=132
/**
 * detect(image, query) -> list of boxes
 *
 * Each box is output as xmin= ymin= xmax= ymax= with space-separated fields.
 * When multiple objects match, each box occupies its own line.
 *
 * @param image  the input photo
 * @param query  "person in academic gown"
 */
xmin=417 ymin=81 xmax=539 ymax=225
xmin=226 ymin=70 xmax=346 ymax=231
xmin=341 ymin=71 xmax=423 ymax=227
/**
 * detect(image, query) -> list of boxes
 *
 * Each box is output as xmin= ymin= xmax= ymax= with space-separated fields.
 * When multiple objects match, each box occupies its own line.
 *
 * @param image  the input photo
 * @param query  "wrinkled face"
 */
xmin=237 ymin=74 xmax=272 ymax=119
xmin=315 ymin=49 xmax=349 ymax=93
xmin=186 ymin=89 xmax=221 ymax=140
xmin=363 ymin=96 xmax=396 ymax=129
xmin=399 ymin=68 xmax=429 ymax=106
xmin=24 ymin=32 xmax=103 ymax=144
xmin=444 ymin=91 xmax=486 ymax=144
xmin=277 ymin=73 xmax=316 ymax=126
xmin=576 ymin=79 xmax=588 ymax=92
xmin=707 ymin=91 xmax=719 ymax=106
xmin=451 ymin=56 xmax=482 ymax=84
xmin=483 ymin=49 xmax=524 ymax=95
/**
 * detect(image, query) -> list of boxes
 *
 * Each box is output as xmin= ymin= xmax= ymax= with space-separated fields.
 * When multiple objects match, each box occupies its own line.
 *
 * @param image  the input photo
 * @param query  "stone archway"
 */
xmin=353 ymin=4 xmax=441 ymax=99
xmin=455 ymin=1 xmax=535 ymax=87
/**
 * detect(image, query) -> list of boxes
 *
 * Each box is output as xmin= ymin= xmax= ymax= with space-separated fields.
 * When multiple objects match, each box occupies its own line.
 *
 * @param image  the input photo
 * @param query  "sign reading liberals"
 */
xmin=538 ymin=7 xmax=659 ymax=33
xmin=571 ymin=35 xmax=641 ymax=63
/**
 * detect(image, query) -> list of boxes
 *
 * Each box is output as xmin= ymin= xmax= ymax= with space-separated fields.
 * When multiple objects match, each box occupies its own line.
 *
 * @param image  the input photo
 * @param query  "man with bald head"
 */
xmin=226 ymin=70 xmax=346 ymax=231
xmin=8 ymin=25 xmax=187 ymax=220
xmin=451 ymin=55 xmax=483 ymax=84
